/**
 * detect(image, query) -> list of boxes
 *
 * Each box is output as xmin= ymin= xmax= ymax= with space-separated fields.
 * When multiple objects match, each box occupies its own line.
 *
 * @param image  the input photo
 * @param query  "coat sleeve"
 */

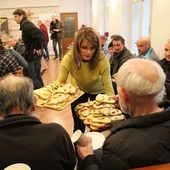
xmin=9 ymin=49 xmax=28 ymax=68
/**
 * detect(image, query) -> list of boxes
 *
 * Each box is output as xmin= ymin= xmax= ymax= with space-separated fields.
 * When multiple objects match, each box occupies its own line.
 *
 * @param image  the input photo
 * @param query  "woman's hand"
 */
xmin=110 ymin=94 xmax=120 ymax=108
xmin=77 ymin=137 xmax=94 ymax=160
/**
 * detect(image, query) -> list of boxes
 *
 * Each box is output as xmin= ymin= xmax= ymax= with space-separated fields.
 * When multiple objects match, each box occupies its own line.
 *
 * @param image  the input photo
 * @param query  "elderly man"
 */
xmin=0 ymin=76 xmax=76 ymax=170
xmin=77 ymin=58 xmax=170 ymax=170
xmin=136 ymin=36 xmax=159 ymax=61
xmin=7 ymin=36 xmax=25 ymax=56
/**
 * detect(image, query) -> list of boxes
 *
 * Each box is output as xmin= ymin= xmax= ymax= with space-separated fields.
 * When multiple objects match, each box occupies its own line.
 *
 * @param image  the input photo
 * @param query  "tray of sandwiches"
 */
xmin=75 ymin=94 xmax=125 ymax=132
xmin=34 ymin=82 xmax=84 ymax=110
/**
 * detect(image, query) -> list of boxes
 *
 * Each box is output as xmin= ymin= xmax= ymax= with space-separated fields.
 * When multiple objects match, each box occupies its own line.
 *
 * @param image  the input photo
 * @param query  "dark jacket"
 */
xmin=158 ymin=58 xmax=170 ymax=80
xmin=20 ymin=18 xmax=43 ymax=61
xmin=50 ymin=19 xmax=63 ymax=39
xmin=110 ymin=47 xmax=133 ymax=75
xmin=0 ymin=114 xmax=76 ymax=170
xmin=158 ymin=58 xmax=170 ymax=99
xmin=83 ymin=101 xmax=170 ymax=170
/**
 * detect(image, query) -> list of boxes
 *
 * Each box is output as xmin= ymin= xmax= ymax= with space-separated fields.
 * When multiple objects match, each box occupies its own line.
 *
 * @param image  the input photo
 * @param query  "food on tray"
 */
xmin=34 ymin=82 xmax=84 ymax=110
xmin=75 ymin=94 xmax=125 ymax=131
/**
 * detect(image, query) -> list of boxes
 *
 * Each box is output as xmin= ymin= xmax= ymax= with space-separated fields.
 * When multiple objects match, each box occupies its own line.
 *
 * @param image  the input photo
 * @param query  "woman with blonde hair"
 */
xmin=57 ymin=27 xmax=114 ymax=133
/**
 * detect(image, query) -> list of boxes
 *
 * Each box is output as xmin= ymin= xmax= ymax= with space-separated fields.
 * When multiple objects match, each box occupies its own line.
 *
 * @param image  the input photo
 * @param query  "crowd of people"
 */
xmin=0 ymin=8 xmax=170 ymax=170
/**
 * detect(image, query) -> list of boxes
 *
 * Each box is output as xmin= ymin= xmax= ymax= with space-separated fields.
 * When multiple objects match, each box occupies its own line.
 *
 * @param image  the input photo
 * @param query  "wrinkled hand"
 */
xmin=77 ymin=137 xmax=94 ymax=160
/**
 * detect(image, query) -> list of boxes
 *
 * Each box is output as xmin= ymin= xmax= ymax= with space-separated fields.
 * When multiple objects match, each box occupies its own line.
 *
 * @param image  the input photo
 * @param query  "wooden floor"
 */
xmin=36 ymin=57 xmax=74 ymax=136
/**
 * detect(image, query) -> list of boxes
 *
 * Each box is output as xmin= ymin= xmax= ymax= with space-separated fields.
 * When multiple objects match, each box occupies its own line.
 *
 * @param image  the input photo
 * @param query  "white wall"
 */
xmin=0 ymin=0 xmax=59 ymax=8
xmin=59 ymin=0 xmax=90 ymax=29
xmin=108 ymin=0 xmax=132 ymax=49
xmin=150 ymin=0 xmax=170 ymax=58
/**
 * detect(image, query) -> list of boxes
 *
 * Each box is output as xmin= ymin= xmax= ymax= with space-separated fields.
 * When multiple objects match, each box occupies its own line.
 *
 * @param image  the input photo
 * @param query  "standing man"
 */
xmin=13 ymin=9 xmax=44 ymax=89
xmin=136 ymin=36 xmax=159 ymax=61
xmin=37 ymin=20 xmax=50 ymax=61
xmin=50 ymin=15 xmax=63 ymax=60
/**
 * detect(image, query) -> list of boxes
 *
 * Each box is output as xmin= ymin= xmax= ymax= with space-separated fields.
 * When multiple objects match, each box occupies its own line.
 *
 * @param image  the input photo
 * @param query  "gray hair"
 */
xmin=0 ymin=76 xmax=34 ymax=116
xmin=116 ymin=58 xmax=166 ymax=97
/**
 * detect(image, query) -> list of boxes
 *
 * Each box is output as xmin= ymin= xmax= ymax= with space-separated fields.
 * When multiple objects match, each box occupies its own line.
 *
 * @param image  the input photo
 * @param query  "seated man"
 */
xmin=110 ymin=35 xmax=133 ymax=94
xmin=7 ymin=36 xmax=25 ymax=56
xmin=136 ymin=36 xmax=159 ymax=61
xmin=0 ymin=76 xmax=76 ymax=170
xmin=158 ymin=39 xmax=170 ymax=99
xmin=77 ymin=58 xmax=170 ymax=170
xmin=100 ymin=35 xmax=110 ymax=59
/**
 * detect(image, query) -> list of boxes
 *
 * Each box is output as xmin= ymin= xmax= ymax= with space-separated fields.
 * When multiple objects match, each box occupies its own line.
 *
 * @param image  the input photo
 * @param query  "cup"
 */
xmin=71 ymin=130 xmax=88 ymax=146
xmin=4 ymin=163 xmax=31 ymax=170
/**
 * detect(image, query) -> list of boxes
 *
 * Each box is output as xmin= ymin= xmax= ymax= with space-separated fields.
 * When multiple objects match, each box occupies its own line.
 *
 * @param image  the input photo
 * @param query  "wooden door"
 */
xmin=60 ymin=13 xmax=78 ymax=54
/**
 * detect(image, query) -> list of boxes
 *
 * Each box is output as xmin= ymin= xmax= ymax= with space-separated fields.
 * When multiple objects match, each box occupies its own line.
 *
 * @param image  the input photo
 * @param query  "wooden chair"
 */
xmin=131 ymin=163 xmax=170 ymax=170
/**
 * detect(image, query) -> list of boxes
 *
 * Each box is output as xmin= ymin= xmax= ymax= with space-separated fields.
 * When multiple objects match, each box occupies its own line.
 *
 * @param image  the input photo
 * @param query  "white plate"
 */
xmin=85 ymin=132 xmax=105 ymax=150
xmin=4 ymin=163 xmax=31 ymax=170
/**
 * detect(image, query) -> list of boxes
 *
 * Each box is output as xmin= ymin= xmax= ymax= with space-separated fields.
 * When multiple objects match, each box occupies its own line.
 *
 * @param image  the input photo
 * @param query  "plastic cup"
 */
xmin=71 ymin=130 xmax=88 ymax=146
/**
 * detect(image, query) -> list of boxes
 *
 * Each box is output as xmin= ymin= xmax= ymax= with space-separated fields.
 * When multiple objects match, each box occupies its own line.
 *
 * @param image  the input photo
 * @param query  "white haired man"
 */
xmin=77 ymin=58 xmax=170 ymax=170
xmin=0 ymin=76 xmax=76 ymax=169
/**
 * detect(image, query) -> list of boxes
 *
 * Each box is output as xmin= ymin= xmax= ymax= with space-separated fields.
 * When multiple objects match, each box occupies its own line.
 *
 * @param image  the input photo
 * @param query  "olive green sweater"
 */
xmin=57 ymin=51 xmax=114 ymax=95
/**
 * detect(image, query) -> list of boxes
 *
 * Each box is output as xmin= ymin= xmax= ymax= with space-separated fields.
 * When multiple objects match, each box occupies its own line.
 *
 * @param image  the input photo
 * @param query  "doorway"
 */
xmin=60 ymin=13 xmax=78 ymax=54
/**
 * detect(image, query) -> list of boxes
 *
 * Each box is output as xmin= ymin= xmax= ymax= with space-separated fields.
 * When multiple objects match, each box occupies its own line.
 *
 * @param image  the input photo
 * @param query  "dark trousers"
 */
xmin=43 ymin=41 xmax=49 ymax=59
xmin=52 ymin=38 xmax=62 ymax=58
xmin=27 ymin=58 xmax=44 ymax=89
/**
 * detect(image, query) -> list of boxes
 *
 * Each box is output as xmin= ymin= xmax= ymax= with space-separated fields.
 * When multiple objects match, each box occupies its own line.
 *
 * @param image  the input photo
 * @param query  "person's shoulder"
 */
xmin=40 ymin=122 xmax=69 ymax=136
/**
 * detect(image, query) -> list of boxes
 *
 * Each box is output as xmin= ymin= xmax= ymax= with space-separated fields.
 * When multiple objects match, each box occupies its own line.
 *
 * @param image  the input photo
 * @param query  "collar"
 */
xmin=137 ymin=47 xmax=152 ymax=58
xmin=109 ymin=102 xmax=170 ymax=134
xmin=0 ymin=114 xmax=41 ymax=128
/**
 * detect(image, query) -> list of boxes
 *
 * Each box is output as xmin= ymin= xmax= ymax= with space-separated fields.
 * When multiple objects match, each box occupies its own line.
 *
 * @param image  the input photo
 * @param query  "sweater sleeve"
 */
xmin=56 ymin=52 xmax=71 ymax=83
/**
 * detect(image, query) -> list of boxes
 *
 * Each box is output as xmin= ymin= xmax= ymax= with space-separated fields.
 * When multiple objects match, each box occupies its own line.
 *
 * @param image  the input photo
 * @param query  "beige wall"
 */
xmin=151 ymin=0 xmax=170 ymax=58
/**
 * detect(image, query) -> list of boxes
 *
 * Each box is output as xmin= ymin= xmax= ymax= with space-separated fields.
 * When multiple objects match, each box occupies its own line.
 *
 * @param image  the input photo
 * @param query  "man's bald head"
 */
xmin=136 ymin=37 xmax=151 ymax=55
xmin=116 ymin=58 xmax=165 ymax=97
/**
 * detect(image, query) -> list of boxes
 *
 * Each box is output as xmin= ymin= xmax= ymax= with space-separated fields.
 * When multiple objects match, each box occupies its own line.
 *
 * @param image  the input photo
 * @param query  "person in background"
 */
xmin=77 ymin=58 xmax=170 ymax=170
xmin=5 ymin=46 xmax=28 ymax=71
xmin=108 ymin=40 xmax=115 ymax=75
xmin=57 ymin=27 xmax=114 ymax=133
xmin=0 ymin=31 xmax=2 ymax=45
xmin=104 ymin=31 xmax=109 ymax=40
xmin=0 ymin=75 xmax=76 ymax=170
xmin=13 ymin=9 xmax=44 ymax=89
xmin=136 ymin=36 xmax=159 ymax=61
xmin=0 ymin=44 xmax=19 ymax=78
xmin=50 ymin=15 xmax=63 ymax=60
xmin=111 ymin=35 xmax=133 ymax=94
xmin=158 ymin=39 xmax=170 ymax=100
xmin=7 ymin=36 xmax=25 ymax=56
xmin=99 ymin=35 xmax=110 ymax=59
xmin=37 ymin=20 xmax=50 ymax=61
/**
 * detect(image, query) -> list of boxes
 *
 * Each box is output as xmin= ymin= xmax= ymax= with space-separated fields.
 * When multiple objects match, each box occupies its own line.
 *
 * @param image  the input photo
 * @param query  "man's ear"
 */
xmin=31 ymin=96 xmax=37 ymax=112
xmin=118 ymin=87 xmax=128 ymax=102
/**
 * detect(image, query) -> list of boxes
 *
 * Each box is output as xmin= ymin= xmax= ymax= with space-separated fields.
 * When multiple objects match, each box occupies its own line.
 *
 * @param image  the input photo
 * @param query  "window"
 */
xmin=131 ymin=0 xmax=151 ymax=53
